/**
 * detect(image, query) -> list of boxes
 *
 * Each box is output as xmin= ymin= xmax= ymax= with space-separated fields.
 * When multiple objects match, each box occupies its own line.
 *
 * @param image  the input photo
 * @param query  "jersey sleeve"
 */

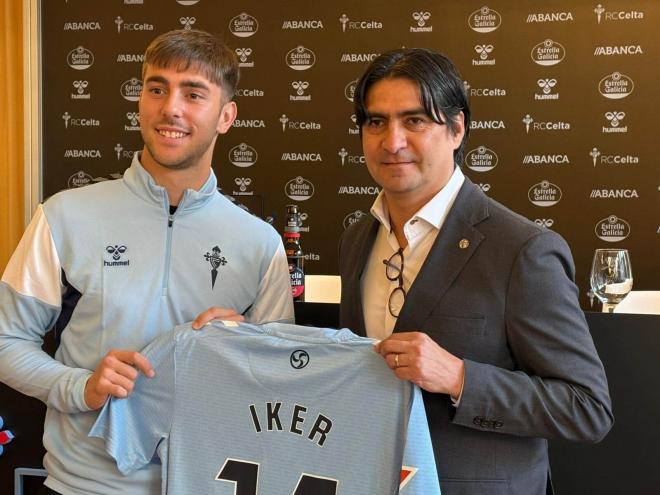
xmin=247 ymin=240 xmax=295 ymax=325
xmin=0 ymin=206 xmax=93 ymax=413
xmin=400 ymin=386 xmax=441 ymax=494
xmin=89 ymin=331 xmax=177 ymax=475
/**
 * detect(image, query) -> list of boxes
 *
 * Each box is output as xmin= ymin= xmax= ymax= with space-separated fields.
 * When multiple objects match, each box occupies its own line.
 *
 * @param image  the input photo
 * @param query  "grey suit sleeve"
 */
xmin=452 ymin=231 xmax=613 ymax=442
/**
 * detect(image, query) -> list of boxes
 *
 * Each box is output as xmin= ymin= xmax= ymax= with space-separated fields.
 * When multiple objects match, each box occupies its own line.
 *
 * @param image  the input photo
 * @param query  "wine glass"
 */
xmin=590 ymin=249 xmax=633 ymax=313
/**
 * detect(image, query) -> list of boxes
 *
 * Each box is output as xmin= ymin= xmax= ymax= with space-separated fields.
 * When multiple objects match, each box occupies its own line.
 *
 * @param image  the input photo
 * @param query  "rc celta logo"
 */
xmin=589 ymin=147 xmax=639 ymax=166
xmin=285 ymin=176 xmax=315 ymax=201
xmin=411 ymin=11 xmax=432 ymax=32
xmin=599 ymin=72 xmax=634 ymax=99
xmin=522 ymin=114 xmax=570 ymax=133
xmin=594 ymin=4 xmax=644 ymax=24
xmin=114 ymin=144 xmax=135 ymax=161
xmin=120 ymin=78 xmax=142 ymax=102
xmin=337 ymin=148 xmax=365 ymax=166
xmin=279 ymin=115 xmax=321 ymax=132
xmin=595 ymin=215 xmax=631 ymax=242
xmin=114 ymin=16 xmax=153 ymax=33
xmin=473 ymin=44 xmax=495 ymax=66
xmin=229 ymin=12 xmax=258 ymax=37
xmin=236 ymin=88 xmax=264 ymax=97
xmin=468 ymin=6 xmax=501 ymax=33
xmin=62 ymin=112 xmax=100 ymax=129
xmin=468 ymin=86 xmax=506 ymax=97
xmin=229 ymin=143 xmax=258 ymax=167
xmin=531 ymin=39 xmax=565 ymax=66
xmin=528 ymin=180 xmax=562 ymax=206
xmin=465 ymin=146 xmax=498 ymax=172
xmin=286 ymin=46 xmax=316 ymax=70
xmin=67 ymin=46 xmax=94 ymax=70
xmin=338 ymin=14 xmax=383 ymax=32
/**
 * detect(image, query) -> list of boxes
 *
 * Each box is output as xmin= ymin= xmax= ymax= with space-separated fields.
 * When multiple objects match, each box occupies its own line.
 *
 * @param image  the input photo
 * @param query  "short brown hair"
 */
xmin=142 ymin=29 xmax=239 ymax=100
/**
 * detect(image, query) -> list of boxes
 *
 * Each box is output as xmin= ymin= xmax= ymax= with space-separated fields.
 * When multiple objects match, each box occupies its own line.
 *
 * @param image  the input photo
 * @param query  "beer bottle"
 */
xmin=284 ymin=205 xmax=305 ymax=301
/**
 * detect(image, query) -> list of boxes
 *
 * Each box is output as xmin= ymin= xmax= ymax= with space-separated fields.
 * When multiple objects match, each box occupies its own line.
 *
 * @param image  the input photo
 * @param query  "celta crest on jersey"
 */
xmin=203 ymin=245 xmax=227 ymax=289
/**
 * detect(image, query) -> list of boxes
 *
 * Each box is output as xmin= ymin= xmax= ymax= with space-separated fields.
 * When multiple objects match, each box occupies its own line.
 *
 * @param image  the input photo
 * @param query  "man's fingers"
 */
xmin=108 ymin=350 xmax=154 ymax=378
xmin=192 ymin=307 xmax=245 ymax=329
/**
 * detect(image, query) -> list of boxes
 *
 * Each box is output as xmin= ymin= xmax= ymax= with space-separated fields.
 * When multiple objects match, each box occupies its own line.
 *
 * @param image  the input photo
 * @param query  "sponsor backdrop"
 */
xmin=40 ymin=0 xmax=658 ymax=308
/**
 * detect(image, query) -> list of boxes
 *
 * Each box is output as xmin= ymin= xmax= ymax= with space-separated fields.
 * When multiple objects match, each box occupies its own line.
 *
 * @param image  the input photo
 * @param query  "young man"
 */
xmin=0 ymin=30 xmax=293 ymax=495
xmin=339 ymin=48 xmax=613 ymax=495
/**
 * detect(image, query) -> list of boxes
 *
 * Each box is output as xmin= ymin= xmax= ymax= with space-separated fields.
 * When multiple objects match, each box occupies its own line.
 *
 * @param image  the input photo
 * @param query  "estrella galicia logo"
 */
xmin=290 ymin=349 xmax=310 ymax=369
xmin=104 ymin=245 xmax=129 ymax=267
xmin=204 ymin=246 xmax=227 ymax=289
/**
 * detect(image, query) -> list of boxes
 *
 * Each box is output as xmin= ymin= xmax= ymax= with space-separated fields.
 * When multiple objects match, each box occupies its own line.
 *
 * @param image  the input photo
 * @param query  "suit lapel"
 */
xmin=342 ymin=215 xmax=379 ymax=335
xmin=394 ymin=179 xmax=489 ymax=332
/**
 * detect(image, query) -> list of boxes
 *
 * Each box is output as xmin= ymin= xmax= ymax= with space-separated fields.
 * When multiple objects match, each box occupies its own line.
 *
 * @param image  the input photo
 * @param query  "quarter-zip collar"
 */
xmin=123 ymin=152 xmax=218 ymax=214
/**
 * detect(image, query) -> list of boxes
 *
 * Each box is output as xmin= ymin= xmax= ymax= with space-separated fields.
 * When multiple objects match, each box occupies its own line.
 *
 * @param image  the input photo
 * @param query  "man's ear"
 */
xmin=217 ymin=101 xmax=237 ymax=135
xmin=451 ymin=111 xmax=465 ymax=149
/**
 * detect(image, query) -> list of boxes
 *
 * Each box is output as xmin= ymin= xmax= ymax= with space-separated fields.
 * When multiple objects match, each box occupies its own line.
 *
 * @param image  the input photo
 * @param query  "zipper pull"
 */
xmin=168 ymin=215 xmax=174 ymax=228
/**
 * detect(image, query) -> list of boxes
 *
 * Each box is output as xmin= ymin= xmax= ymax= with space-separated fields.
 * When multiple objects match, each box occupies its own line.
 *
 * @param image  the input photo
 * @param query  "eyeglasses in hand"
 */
xmin=383 ymin=248 xmax=406 ymax=318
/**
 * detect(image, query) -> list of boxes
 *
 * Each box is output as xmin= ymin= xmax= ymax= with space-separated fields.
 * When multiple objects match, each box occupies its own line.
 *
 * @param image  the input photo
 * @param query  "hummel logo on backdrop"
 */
xmin=204 ymin=246 xmax=228 ymax=289
xmin=180 ymin=16 xmax=196 ymax=30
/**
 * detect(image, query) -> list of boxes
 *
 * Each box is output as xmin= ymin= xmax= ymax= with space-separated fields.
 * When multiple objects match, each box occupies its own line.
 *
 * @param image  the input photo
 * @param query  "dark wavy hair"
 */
xmin=354 ymin=48 xmax=471 ymax=166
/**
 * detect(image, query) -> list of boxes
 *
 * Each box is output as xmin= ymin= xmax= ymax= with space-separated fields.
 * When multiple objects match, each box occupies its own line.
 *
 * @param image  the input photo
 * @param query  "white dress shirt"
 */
xmin=361 ymin=167 xmax=465 ymax=341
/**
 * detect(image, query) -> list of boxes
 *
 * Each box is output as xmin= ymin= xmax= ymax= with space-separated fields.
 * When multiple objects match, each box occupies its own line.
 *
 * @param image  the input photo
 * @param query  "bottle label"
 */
xmin=289 ymin=264 xmax=305 ymax=298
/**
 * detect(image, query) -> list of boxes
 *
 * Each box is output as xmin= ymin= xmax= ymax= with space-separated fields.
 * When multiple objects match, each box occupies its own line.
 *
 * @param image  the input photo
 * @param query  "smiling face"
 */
xmin=138 ymin=63 xmax=236 ymax=174
xmin=361 ymin=77 xmax=464 ymax=208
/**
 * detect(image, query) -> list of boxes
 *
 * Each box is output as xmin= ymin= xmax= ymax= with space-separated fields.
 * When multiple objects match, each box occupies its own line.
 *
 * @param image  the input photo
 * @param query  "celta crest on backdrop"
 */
xmin=39 ymin=0 xmax=657 ymax=307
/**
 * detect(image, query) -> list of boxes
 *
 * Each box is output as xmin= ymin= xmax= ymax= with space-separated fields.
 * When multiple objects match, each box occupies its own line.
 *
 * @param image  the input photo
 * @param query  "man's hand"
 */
xmin=192 ymin=307 xmax=245 ymax=330
xmin=84 ymin=350 xmax=155 ymax=410
xmin=375 ymin=332 xmax=465 ymax=398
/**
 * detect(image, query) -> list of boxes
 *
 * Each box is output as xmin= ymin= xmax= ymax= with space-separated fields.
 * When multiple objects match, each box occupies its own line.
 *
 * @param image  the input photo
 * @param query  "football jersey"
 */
xmin=90 ymin=321 xmax=440 ymax=494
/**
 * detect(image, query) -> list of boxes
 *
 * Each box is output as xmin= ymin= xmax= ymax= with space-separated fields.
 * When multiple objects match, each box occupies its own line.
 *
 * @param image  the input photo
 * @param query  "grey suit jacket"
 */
xmin=339 ymin=178 xmax=613 ymax=495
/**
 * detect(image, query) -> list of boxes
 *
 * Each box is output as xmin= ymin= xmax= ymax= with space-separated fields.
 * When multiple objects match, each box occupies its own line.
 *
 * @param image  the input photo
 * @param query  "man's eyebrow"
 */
xmin=365 ymin=108 xmax=428 ymax=119
xmin=144 ymin=75 xmax=211 ymax=91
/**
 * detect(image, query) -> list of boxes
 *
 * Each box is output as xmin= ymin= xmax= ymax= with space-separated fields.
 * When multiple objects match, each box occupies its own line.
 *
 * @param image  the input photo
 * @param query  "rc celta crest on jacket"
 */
xmin=204 ymin=246 xmax=228 ymax=289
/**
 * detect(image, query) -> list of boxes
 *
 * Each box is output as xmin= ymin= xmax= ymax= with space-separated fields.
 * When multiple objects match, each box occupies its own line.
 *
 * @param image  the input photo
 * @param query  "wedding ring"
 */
xmin=394 ymin=353 xmax=400 ymax=369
